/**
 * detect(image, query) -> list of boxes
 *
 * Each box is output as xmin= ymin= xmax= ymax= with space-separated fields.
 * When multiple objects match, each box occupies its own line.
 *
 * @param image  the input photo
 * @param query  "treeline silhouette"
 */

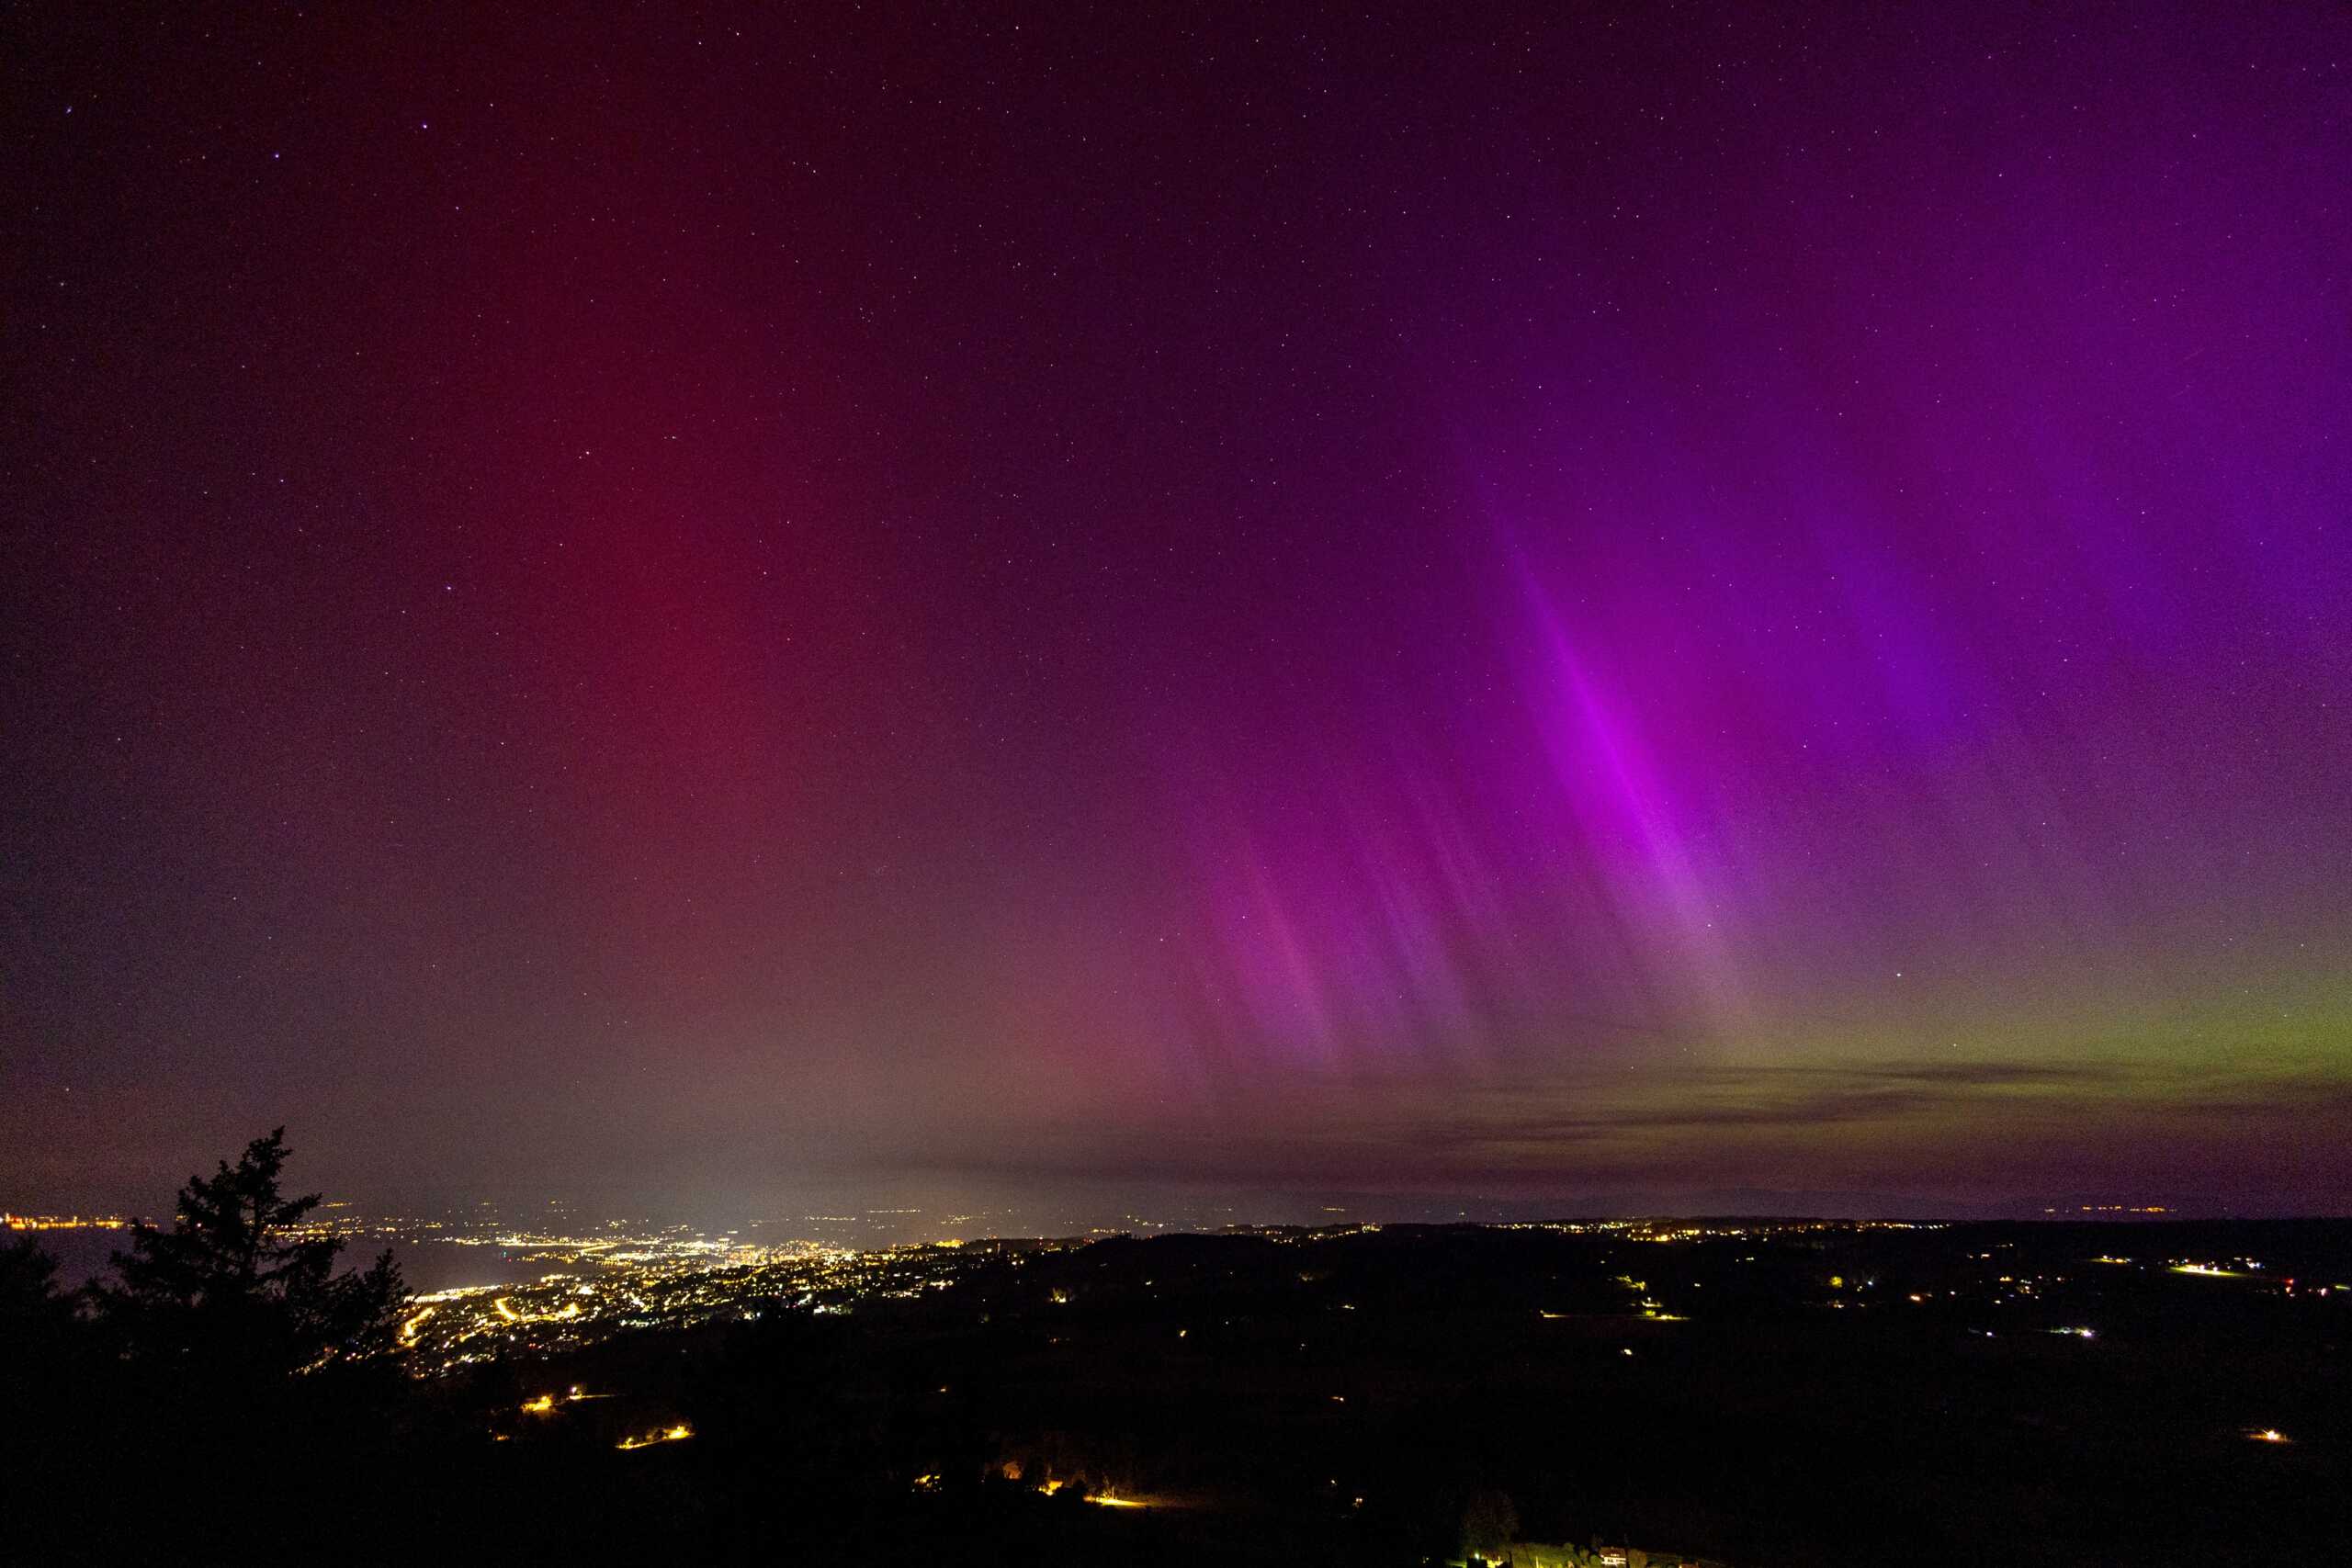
xmin=1 ymin=1133 xmax=427 ymax=1561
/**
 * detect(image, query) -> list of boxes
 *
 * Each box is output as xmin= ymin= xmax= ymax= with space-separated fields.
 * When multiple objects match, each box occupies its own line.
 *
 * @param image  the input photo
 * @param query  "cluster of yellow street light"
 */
xmin=518 ymin=1385 xmax=607 ymax=1417
xmin=616 ymin=1424 xmax=694 ymax=1451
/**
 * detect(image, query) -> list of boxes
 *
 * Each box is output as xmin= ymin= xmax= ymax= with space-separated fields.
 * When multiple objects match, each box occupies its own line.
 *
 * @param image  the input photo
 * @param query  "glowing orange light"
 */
xmin=616 ymin=1423 xmax=694 ymax=1450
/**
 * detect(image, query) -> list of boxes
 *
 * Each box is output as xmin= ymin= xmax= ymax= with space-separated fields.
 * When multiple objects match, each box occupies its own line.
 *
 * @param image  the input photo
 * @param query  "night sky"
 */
xmin=6 ymin=3 xmax=2349 ymax=1220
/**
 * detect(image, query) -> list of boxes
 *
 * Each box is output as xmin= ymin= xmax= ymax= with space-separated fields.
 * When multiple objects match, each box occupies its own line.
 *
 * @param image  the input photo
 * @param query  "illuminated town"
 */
xmin=395 ymin=1229 xmax=1081 ymax=1375
xmin=340 ymin=1213 xmax=1936 ymax=1377
xmin=204 ymin=1209 xmax=2315 ymax=1388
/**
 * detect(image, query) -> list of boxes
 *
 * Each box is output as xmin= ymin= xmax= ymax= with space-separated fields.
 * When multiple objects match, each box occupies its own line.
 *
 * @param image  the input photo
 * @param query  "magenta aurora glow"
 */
xmin=5 ymin=2 xmax=2349 ymax=1219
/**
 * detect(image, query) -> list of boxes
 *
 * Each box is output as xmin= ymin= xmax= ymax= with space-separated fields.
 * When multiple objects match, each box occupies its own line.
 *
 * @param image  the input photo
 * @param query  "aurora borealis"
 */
xmin=6 ymin=3 xmax=2348 ymax=1217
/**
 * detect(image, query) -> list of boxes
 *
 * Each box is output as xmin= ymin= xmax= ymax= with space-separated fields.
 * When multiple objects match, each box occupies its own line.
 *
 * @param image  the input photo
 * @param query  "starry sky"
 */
xmin=6 ymin=2 xmax=2349 ymax=1220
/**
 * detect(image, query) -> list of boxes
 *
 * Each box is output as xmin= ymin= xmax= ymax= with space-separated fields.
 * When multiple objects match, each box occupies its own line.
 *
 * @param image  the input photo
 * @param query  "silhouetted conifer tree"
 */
xmin=0 ymin=1235 xmax=75 ymax=1333
xmin=93 ymin=1126 xmax=404 ymax=1371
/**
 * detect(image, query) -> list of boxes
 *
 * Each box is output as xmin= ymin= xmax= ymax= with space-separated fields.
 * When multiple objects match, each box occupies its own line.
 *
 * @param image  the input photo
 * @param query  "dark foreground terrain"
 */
xmin=9 ymin=1219 xmax=2349 ymax=1564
